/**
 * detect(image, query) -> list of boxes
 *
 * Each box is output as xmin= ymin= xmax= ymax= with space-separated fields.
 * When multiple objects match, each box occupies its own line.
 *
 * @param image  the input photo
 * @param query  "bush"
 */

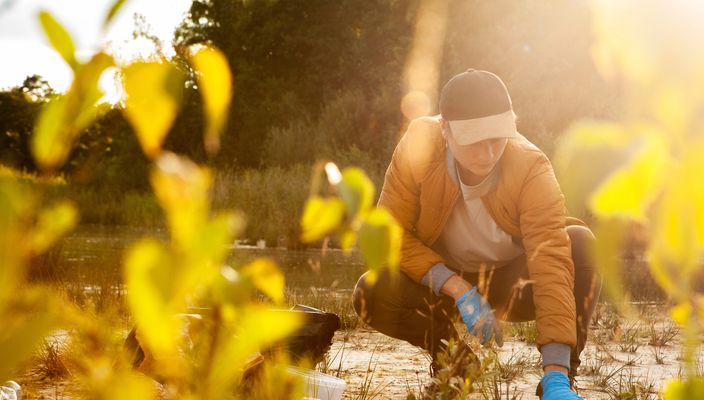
xmin=261 ymin=88 xmax=400 ymax=172
xmin=213 ymin=165 xmax=312 ymax=247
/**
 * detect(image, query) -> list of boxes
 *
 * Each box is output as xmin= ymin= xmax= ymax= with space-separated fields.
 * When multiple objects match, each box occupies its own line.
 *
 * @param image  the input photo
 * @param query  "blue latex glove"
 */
xmin=455 ymin=287 xmax=503 ymax=346
xmin=539 ymin=371 xmax=583 ymax=400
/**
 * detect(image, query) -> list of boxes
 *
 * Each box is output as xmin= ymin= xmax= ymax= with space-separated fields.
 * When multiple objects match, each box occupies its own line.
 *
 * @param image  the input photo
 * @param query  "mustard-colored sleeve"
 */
xmin=378 ymin=120 xmax=445 ymax=283
xmin=518 ymin=154 xmax=577 ymax=349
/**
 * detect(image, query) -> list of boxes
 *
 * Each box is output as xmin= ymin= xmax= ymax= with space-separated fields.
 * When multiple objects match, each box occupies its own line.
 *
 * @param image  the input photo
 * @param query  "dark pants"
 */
xmin=352 ymin=225 xmax=601 ymax=376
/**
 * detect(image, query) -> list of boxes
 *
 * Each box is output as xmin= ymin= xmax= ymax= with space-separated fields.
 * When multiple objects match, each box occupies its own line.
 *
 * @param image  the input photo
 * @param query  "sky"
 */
xmin=0 ymin=0 xmax=192 ymax=100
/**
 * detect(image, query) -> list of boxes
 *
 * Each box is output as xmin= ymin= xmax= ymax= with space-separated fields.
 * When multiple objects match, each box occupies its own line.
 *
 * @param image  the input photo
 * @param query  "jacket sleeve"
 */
xmin=518 ymin=154 xmax=577 ymax=349
xmin=378 ymin=120 xmax=445 ymax=283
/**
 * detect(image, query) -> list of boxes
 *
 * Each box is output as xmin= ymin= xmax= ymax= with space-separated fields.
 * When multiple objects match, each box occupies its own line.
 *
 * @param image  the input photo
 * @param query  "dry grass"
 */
xmin=32 ymin=340 xmax=70 ymax=380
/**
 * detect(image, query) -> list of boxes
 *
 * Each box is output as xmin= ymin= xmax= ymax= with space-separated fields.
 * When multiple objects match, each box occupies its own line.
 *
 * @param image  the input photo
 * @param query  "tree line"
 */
xmin=0 ymin=0 xmax=616 ymax=202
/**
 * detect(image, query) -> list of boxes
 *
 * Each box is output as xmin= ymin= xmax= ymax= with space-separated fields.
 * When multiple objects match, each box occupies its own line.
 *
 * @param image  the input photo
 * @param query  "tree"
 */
xmin=174 ymin=0 xmax=417 ymax=168
xmin=0 ymin=75 xmax=54 ymax=171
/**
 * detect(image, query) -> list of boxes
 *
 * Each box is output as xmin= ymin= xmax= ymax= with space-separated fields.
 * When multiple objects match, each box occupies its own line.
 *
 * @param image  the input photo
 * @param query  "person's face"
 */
xmin=442 ymin=120 xmax=508 ymax=179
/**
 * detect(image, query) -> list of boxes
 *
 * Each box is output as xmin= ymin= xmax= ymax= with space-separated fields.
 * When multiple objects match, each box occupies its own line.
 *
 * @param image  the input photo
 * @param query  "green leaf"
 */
xmin=188 ymin=46 xmax=232 ymax=155
xmin=240 ymin=258 xmax=285 ymax=303
xmin=123 ymin=62 xmax=184 ymax=158
xmin=300 ymin=196 xmax=345 ymax=243
xmin=358 ymin=207 xmax=402 ymax=271
xmin=124 ymin=239 xmax=181 ymax=361
xmin=103 ymin=0 xmax=128 ymax=29
xmin=31 ymin=201 xmax=77 ymax=254
xmin=337 ymin=167 xmax=375 ymax=222
xmin=38 ymin=11 xmax=78 ymax=70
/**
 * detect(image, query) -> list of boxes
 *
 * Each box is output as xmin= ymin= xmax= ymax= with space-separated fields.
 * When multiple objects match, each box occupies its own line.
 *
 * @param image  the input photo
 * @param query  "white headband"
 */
xmin=447 ymin=110 xmax=518 ymax=145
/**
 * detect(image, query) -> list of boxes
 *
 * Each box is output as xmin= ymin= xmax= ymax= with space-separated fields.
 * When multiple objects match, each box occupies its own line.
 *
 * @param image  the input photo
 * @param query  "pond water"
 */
xmin=51 ymin=225 xmax=672 ymax=303
xmin=53 ymin=225 xmax=367 ymax=293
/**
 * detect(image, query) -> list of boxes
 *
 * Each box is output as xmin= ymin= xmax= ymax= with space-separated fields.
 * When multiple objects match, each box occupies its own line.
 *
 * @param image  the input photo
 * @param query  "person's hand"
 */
xmin=455 ymin=286 xmax=503 ymax=346
xmin=539 ymin=371 xmax=583 ymax=400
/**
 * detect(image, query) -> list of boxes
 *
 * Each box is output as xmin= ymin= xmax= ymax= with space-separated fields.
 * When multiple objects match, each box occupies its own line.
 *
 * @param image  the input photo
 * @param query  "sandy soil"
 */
xmin=332 ymin=323 xmax=689 ymax=399
xmin=15 ymin=314 xmax=696 ymax=400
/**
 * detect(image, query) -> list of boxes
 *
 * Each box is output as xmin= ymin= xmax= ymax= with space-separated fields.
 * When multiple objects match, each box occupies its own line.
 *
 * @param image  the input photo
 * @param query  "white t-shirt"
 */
xmin=431 ymin=151 xmax=524 ymax=272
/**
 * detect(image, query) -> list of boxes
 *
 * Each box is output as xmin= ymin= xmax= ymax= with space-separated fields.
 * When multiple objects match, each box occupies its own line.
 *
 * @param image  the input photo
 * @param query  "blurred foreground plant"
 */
xmin=1 ymin=1 xmax=401 ymax=399
xmin=554 ymin=1 xmax=704 ymax=397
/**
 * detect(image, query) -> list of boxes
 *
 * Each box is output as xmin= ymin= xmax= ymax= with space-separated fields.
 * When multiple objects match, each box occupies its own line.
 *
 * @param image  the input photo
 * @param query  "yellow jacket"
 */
xmin=378 ymin=116 xmax=577 ymax=348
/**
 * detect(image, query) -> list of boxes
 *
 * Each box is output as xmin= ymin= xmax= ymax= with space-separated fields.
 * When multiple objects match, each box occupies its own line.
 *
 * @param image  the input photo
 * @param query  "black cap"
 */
xmin=439 ymin=69 xmax=513 ymax=121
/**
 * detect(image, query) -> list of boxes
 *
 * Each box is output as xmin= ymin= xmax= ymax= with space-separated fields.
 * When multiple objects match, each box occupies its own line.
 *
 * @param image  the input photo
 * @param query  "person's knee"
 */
xmin=567 ymin=225 xmax=602 ymax=294
xmin=352 ymin=272 xmax=373 ymax=320
xmin=567 ymin=225 xmax=595 ymax=252
xmin=567 ymin=226 xmax=596 ymax=268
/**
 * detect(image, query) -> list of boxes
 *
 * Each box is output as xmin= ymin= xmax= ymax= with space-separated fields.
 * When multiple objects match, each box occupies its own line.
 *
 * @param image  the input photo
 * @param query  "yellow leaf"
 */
xmin=101 ymin=372 xmax=157 ymax=400
xmin=591 ymin=219 xmax=632 ymax=313
xmin=0 ymin=292 xmax=57 ymax=383
xmin=103 ymin=0 xmax=128 ymax=29
xmin=124 ymin=239 xmax=181 ymax=362
xmin=589 ymin=133 xmax=670 ymax=221
xmin=0 ymin=176 xmax=36 ymax=302
xmin=186 ymin=213 xmax=237 ymax=274
xmin=32 ymin=53 xmax=114 ymax=170
xmin=663 ymin=379 xmax=686 ymax=400
xmin=208 ymin=306 xmax=301 ymax=399
xmin=300 ymin=196 xmax=345 ymax=243
xmin=339 ymin=228 xmax=357 ymax=252
xmin=71 ymin=53 xmax=114 ymax=129
xmin=553 ymin=121 xmax=634 ymax=216
xmin=38 ymin=11 xmax=78 ymax=70
xmin=670 ymin=302 xmax=691 ymax=327
xmin=151 ymin=152 xmax=212 ymax=247
xmin=31 ymin=201 xmax=77 ymax=254
xmin=123 ymin=62 xmax=184 ymax=158
xmin=32 ymin=97 xmax=70 ymax=170
xmin=188 ymin=46 xmax=232 ymax=155
xmin=212 ymin=266 xmax=249 ymax=307
xmin=663 ymin=377 xmax=704 ymax=400
xmin=240 ymin=258 xmax=285 ymax=303
xmin=337 ymin=167 xmax=375 ymax=222
xmin=645 ymin=250 xmax=678 ymax=299
xmin=358 ymin=207 xmax=402 ymax=271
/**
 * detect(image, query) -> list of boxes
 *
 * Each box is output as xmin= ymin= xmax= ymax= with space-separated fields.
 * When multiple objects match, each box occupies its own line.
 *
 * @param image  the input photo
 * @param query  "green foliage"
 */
xmin=175 ymin=0 xmax=415 ymax=167
xmin=0 ymin=76 xmax=52 ymax=171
